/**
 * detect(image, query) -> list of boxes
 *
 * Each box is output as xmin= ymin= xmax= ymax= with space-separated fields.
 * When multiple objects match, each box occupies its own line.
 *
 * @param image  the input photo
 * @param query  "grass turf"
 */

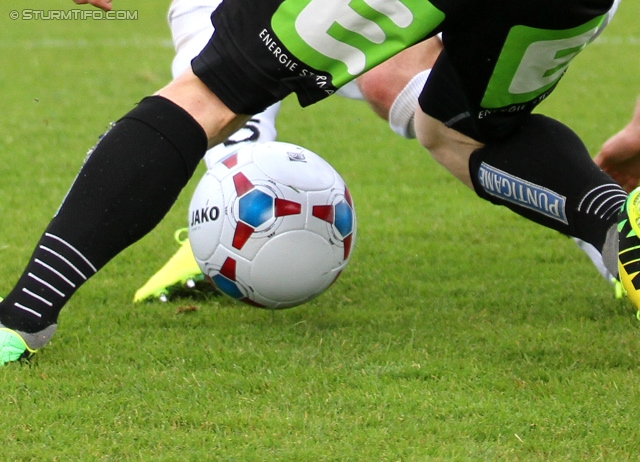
xmin=1 ymin=0 xmax=640 ymax=460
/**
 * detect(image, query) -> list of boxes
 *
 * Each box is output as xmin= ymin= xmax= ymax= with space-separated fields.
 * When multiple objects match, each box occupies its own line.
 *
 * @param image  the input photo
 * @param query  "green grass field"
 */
xmin=1 ymin=1 xmax=640 ymax=460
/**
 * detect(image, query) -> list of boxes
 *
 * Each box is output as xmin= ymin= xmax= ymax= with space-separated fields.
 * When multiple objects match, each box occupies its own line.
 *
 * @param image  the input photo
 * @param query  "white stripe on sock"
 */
xmin=27 ymin=273 xmax=65 ymax=297
xmin=39 ymin=245 xmax=88 ymax=280
xmin=13 ymin=302 xmax=42 ymax=318
xmin=22 ymin=288 xmax=53 ymax=307
xmin=35 ymin=259 xmax=76 ymax=288
xmin=45 ymin=233 xmax=97 ymax=272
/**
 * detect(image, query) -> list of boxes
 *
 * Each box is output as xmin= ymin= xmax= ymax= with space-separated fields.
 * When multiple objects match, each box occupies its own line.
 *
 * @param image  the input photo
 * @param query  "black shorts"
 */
xmin=193 ymin=0 xmax=613 ymax=140
xmin=421 ymin=0 xmax=614 ymax=141
xmin=192 ymin=0 xmax=439 ymax=114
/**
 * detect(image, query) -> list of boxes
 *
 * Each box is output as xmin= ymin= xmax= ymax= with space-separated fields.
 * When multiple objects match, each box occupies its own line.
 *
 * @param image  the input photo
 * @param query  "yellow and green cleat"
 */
xmin=134 ymin=229 xmax=219 ymax=302
xmin=618 ymin=187 xmax=640 ymax=315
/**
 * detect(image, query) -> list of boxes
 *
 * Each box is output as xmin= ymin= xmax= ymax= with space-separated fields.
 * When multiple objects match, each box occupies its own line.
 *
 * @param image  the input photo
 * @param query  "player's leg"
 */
xmin=356 ymin=37 xmax=442 ymax=139
xmin=168 ymin=0 xmax=280 ymax=157
xmin=416 ymin=84 xmax=624 ymax=278
xmin=415 ymin=1 xmax=627 ymax=301
xmin=0 ymin=64 xmax=255 ymax=359
xmin=0 ymin=73 xmax=247 ymax=363
xmin=134 ymin=0 xmax=282 ymax=303
xmin=345 ymin=36 xmax=615 ymax=286
xmin=335 ymin=39 xmax=441 ymax=140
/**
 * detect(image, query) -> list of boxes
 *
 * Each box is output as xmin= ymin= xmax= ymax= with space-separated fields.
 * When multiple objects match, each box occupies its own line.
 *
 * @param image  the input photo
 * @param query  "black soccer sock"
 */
xmin=469 ymin=114 xmax=626 ymax=252
xmin=0 ymin=96 xmax=207 ymax=333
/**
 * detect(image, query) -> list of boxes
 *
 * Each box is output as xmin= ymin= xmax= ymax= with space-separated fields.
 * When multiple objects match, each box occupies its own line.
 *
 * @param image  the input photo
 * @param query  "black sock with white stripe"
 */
xmin=0 ymin=233 xmax=97 ymax=332
xmin=0 ymin=96 xmax=207 ymax=336
xmin=469 ymin=114 xmax=625 ymax=252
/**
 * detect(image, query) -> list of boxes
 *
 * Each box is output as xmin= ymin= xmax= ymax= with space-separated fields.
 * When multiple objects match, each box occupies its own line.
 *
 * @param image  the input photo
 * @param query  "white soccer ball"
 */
xmin=188 ymin=141 xmax=356 ymax=309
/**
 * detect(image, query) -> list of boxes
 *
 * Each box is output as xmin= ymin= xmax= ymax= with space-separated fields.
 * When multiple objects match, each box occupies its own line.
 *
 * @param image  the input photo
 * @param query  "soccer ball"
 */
xmin=188 ymin=141 xmax=356 ymax=309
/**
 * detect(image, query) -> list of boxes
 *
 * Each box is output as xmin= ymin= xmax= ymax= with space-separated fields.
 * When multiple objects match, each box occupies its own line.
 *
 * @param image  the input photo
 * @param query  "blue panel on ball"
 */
xmin=334 ymin=200 xmax=353 ymax=238
xmin=239 ymin=189 xmax=274 ymax=227
xmin=212 ymin=274 xmax=244 ymax=299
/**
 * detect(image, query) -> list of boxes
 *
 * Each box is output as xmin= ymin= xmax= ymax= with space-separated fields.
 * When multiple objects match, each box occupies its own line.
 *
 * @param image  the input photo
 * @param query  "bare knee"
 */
xmin=356 ymin=38 xmax=443 ymax=121
xmin=356 ymin=65 xmax=399 ymax=120
xmin=156 ymin=69 xmax=249 ymax=147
